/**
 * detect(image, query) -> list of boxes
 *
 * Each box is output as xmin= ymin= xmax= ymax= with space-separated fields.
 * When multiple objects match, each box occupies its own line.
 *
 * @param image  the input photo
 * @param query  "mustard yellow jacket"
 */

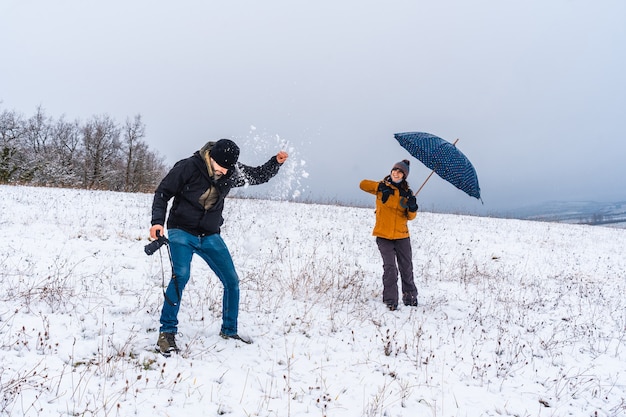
xmin=360 ymin=179 xmax=417 ymax=240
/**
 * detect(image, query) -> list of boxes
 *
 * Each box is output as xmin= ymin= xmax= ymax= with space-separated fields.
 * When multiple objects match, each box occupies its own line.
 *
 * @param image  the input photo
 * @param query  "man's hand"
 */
xmin=276 ymin=151 xmax=288 ymax=164
xmin=150 ymin=224 xmax=164 ymax=240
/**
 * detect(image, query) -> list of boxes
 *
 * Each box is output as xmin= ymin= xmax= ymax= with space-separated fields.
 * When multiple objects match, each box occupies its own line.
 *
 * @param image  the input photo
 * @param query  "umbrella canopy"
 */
xmin=394 ymin=131 xmax=481 ymax=200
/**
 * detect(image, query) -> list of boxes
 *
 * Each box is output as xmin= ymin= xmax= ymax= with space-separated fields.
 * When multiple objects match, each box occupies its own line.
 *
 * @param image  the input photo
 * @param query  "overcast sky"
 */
xmin=2 ymin=1 xmax=625 ymax=215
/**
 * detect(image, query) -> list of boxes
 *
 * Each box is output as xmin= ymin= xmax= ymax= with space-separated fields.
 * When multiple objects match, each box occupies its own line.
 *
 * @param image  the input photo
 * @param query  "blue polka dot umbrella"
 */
xmin=394 ymin=132 xmax=481 ymax=200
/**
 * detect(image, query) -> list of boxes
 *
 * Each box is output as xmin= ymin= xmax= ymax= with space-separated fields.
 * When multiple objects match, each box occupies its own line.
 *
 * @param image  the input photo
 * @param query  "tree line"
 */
xmin=0 ymin=105 xmax=168 ymax=193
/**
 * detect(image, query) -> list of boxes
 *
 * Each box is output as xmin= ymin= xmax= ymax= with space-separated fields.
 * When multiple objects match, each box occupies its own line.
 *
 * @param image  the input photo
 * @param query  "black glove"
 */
xmin=407 ymin=195 xmax=418 ymax=212
xmin=377 ymin=182 xmax=394 ymax=204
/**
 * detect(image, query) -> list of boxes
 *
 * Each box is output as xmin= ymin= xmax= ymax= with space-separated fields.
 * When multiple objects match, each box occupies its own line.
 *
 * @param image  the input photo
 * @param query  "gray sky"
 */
xmin=2 ymin=0 xmax=625 ymax=216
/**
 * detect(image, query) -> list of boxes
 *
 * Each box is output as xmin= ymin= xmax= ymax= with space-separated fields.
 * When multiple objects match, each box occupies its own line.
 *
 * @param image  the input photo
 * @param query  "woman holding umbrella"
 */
xmin=360 ymin=159 xmax=419 ymax=311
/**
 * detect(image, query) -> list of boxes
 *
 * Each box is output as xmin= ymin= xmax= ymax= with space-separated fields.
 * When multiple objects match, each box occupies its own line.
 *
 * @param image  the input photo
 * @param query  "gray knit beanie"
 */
xmin=392 ymin=159 xmax=410 ymax=178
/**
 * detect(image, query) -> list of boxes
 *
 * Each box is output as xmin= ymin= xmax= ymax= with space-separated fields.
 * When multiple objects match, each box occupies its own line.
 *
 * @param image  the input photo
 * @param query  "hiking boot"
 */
xmin=219 ymin=331 xmax=253 ymax=344
xmin=156 ymin=332 xmax=179 ymax=357
xmin=386 ymin=303 xmax=398 ymax=311
xmin=403 ymin=293 xmax=418 ymax=307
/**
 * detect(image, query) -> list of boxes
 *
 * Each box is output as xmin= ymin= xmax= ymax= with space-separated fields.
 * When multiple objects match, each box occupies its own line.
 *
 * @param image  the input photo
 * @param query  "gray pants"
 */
xmin=376 ymin=237 xmax=418 ymax=306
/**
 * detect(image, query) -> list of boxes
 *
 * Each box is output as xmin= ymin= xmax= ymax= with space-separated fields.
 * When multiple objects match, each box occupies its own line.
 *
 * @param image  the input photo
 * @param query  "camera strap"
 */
xmin=158 ymin=242 xmax=181 ymax=307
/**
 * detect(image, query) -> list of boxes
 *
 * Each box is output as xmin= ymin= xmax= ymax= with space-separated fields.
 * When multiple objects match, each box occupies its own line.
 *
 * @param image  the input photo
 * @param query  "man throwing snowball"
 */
xmin=150 ymin=138 xmax=288 ymax=356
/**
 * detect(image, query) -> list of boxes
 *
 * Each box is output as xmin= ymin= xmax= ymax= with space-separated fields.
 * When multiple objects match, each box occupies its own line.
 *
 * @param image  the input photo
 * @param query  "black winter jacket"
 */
xmin=151 ymin=151 xmax=282 ymax=236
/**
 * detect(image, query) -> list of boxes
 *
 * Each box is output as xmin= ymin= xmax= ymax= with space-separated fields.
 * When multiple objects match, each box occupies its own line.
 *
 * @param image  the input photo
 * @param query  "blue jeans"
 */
xmin=159 ymin=229 xmax=240 ymax=336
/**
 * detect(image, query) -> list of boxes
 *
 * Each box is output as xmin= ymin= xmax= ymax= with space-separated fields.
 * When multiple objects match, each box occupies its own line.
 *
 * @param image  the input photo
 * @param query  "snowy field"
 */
xmin=1 ymin=184 xmax=625 ymax=417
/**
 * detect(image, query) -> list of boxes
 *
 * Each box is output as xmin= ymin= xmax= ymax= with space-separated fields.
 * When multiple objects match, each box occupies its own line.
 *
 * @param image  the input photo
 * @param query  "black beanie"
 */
xmin=210 ymin=139 xmax=240 ymax=169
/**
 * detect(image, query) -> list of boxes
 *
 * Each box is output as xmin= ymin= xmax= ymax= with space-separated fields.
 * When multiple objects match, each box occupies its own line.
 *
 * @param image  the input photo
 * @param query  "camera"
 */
xmin=144 ymin=233 xmax=169 ymax=256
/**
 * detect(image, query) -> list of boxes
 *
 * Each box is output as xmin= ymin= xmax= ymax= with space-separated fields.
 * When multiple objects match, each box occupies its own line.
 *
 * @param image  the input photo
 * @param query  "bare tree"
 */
xmin=141 ymin=147 xmax=168 ymax=192
xmin=25 ymin=105 xmax=53 ymax=154
xmin=81 ymin=114 xmax=122 ymax=189
xmin=0 ymin=107 xmax=26 ymax=183
xmin=122 ymin=114 xmax=146 ymax=191
xmin=24 ymin=107 xmax=63 ymax=185
xmin=51 ymin=116 xmax=83 ymax=187
xmin=1 ymin=105 xmax=166 ymax=191
xmin=120 ymin=114 xmax=169 ymax=192
xmin=129 ymin=140 xmax=168 ymax=192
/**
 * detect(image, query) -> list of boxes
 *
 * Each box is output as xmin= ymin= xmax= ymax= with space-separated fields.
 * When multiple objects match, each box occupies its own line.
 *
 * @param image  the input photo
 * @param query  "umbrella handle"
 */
xmin=414 ymin=138 xmax=459 ymax=196
xmin=414 ymin=170 xmax=436 ymax=196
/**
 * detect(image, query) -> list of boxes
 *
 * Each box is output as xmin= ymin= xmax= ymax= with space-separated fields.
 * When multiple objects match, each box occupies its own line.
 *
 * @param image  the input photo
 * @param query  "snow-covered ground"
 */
xmin=1 ymin=184 xmax=625 ymax=417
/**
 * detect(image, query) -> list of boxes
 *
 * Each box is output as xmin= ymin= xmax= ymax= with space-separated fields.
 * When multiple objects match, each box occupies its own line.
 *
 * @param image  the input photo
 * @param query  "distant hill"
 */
xmin=514 ymin=201 xmax=626 ymax=228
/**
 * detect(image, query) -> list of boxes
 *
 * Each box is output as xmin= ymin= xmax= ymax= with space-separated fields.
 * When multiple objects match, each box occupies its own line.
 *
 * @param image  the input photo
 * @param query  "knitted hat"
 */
xmin=209 ymin=139 xmax=240 ymax=169
xmin=392 ymin=159 xmax=410 ymax=178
